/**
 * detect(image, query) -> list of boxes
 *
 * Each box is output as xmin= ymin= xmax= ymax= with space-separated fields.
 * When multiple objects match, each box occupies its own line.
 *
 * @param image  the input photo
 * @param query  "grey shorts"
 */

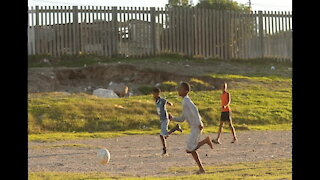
xmin=160 ymin=119 xmax=169 ymax=136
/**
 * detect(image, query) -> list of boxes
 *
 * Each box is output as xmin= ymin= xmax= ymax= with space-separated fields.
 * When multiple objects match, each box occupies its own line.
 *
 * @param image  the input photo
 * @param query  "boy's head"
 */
xmin=222 ymin=82 xmax=228 ymax=92
xmin=152 ymin=87 xmax=161 ymax=100
xmin=178 ymin=82 xmax=190 ymax=97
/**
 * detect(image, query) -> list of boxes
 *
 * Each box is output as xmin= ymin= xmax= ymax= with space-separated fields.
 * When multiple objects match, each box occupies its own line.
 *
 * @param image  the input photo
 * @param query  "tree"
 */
xmin=166 ymin=0 xmax=192 ymax=8
xmin=196 ymin=0 xmax=251 ymax=12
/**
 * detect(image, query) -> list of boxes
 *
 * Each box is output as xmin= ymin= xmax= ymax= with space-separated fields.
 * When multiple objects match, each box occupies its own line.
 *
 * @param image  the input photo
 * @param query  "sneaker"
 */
xmin=231 ymin=138 xmax=238 ymax=143
xmin=175 ymin=124 xmax=183 ymax=133
xmin=162 ymin=147 xmax=167 ymax=155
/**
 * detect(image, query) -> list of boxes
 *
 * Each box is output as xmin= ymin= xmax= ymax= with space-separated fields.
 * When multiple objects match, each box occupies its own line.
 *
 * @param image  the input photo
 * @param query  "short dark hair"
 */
xmin=180 ymin=82 xmax=190 ymax=92
xmin=223 ymin=82 xmax=228 ymax=88
xmin=152 ymin=87 xmax=161 ymax=93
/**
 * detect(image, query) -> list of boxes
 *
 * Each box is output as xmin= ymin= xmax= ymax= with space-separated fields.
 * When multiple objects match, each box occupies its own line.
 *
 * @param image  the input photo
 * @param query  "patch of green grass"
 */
xmin=204 ymin=123 xmax=292 ymax=133
xmin=28 ymin=54 xmax=291 ymax=69
xmin=28 ymin=171 xmax=116 ymax=180
xmin=28 ymin=79 xmax=292 ymax=135
xmin=165 ymin=158 xmax=292 ymax=180
xmin=29 ymin=143 xmax=101 ymax=149
xmin=28 ymin=129 xmax=160 ymax=142
xmin=29 ymin=124 xmax=291 ymax=142
xmin=28 ymin=61 xmax=292 ymax=136
xmin=189 ymin=78 xmax=212 ymax=91
xmin=29 ymin=158 xmax=292 ymax=180
xmin=190 ymin=78 xmax=211 ymax=87
xmin=208 ymin=73 xmax=291 ymax=82
xmin=28 ymin=54 xmax=193 ymax=68
xmin=159 ymin=81 xmax=179 ymax=91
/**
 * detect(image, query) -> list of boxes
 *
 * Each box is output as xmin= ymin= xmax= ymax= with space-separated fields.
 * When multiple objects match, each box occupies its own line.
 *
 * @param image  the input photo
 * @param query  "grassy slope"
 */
xmin=29 ymin=158 xmax=292 ymax=180
xmin=28 ymin=72 xmax=291 ymax=142
xmin=28 ymin=55 xmax=292 ymax=141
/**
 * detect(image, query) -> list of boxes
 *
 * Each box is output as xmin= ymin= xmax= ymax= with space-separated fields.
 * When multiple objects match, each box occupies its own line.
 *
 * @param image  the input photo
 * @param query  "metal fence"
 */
xmin=28 ymin=6 xmax=292 ymax=61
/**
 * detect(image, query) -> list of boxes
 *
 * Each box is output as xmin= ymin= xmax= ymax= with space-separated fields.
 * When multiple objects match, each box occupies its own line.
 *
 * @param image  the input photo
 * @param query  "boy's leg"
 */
xmin=194 ymin=136 xmax=214 ymax=151
xmin=185 ymin=128 xmax=207 ymax=173
xmin=159 ymin=135 xmax=167 ymax=154
xmin=229 ymin=120 xmax=238 ymax=143
xmin=188 ymin=151 xmax=205 ymax=174
xmin=213 ymin=121 xmax=224 ymax=144
xmin=168 ymin=124 xmax=183 ymax=135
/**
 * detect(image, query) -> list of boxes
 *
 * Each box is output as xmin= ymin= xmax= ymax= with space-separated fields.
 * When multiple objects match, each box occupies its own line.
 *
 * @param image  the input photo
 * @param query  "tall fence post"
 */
xmin=258 ymin=11 xmax=264 ymax=58
xmin=150 ymin=7 xmax=156 ymax=56
xmin=112 ymin=7 xmax=118 ymax=57
xmin=73 ymin=6 xmax=80 ymax=55
xmin=35 ymin=6 xmax=39 ymax=55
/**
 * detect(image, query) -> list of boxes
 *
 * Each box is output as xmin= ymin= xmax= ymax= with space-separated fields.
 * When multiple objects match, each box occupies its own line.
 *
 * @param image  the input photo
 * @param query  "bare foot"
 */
xmin=231 ymin=138 xmax=238 ymax=143
xmin=161 ymin=153 xmax=169 ymax=157
xmin=212 ymin=138 xmax=221 ymax=144
xmin=196 ymin=169 xmax=206 ymax=174
xmin=206 ymin=136 xmax=214 ymax=149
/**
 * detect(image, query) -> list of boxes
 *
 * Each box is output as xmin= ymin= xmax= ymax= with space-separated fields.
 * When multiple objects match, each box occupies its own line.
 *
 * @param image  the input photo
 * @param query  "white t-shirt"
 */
xmin=172 ymin=95 xmax=203 ymax=128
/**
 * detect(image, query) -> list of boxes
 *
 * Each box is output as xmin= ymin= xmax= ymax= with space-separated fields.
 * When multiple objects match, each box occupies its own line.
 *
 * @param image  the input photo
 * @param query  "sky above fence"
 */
xmin=28 ymin=0 xmax=292 ymax=11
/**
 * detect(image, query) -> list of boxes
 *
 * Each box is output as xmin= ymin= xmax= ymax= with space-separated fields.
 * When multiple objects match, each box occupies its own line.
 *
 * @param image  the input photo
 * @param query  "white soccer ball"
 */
xmin=97 ymin=148 xmax=110 ymax=165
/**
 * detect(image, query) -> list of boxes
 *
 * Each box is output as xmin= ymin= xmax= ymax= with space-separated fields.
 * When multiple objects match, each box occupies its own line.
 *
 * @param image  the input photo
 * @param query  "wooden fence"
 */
xmin=28 ymin=6 xmax=292 ymax=61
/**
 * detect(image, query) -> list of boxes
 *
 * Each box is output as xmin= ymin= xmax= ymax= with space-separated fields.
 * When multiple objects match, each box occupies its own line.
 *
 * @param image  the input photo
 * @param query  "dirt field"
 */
xmin=28 ymin=130 xmax=291 ymax=177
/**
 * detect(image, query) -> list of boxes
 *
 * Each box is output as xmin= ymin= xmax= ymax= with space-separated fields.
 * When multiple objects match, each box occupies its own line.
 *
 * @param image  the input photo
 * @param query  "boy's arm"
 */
xmin=169 ymin=112 xmax=185 ymax=122
xmin=166 ymin=101 xmax=173 ymax=106
xmin=169 ymin=102 xmax=187 ymax=122
xmin=223 ymin=93 xmax=231 ymax=108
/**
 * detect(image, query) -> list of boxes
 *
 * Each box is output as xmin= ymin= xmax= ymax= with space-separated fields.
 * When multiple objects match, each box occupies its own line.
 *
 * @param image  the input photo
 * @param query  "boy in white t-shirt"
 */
xmin=169 ymin=82 xmax=214 ymax=174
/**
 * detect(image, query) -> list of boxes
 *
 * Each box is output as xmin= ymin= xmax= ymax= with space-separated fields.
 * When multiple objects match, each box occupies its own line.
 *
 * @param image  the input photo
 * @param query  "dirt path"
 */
xmin=28 ymin=130 xmax=291 ymax=177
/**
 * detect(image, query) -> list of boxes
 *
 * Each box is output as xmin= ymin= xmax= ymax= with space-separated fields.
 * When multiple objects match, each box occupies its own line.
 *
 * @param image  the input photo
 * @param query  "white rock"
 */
xmin=93 ymin=88 xmax=119 ymax=98
xmin=107 ymin=82 xmax=129 ymax=97
xmin=42 ymin=58 xmax=50 ymax=63
xmin=271 ymin=66 xmax=276 ymax=70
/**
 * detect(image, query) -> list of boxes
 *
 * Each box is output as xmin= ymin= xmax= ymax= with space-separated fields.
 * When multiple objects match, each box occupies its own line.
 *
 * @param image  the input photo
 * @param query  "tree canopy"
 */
xmin=167 ymin=0 xmax=251 ymax=11
xmin=166 ymin=0 xmax=192 ymax=8
xmin=197 ymin=0 xmax=251 ymax=11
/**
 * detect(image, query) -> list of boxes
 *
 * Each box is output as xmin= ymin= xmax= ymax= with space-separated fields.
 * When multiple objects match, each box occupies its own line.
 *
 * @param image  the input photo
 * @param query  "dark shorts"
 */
xmin=220 ymin=111 xmax=232 ymax=122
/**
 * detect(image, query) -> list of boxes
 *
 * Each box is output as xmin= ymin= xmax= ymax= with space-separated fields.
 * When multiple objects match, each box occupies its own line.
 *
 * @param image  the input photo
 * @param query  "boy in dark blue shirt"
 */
xmin=153 ymin=87 xmax=182 ymax=155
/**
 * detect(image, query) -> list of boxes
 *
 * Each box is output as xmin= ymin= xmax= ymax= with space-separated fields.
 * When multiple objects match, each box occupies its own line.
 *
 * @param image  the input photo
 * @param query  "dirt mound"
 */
xmin=28 ymin=64 xmax=229 ymax=94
